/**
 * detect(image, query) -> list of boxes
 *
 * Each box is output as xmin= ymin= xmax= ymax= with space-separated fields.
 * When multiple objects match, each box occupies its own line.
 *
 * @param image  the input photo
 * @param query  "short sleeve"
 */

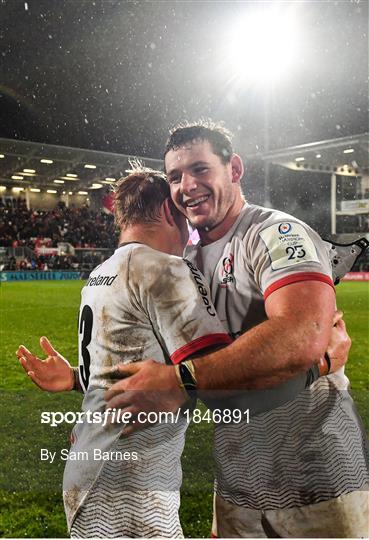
xmin=249 ymin=219 xmax=335 ymax=299
xmin=129 ymin=249 xmax=232 ymax=363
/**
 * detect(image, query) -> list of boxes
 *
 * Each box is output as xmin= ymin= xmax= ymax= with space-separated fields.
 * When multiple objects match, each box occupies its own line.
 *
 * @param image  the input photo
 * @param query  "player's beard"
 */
xmin=193 ymin=178 xmax=236 ymax=233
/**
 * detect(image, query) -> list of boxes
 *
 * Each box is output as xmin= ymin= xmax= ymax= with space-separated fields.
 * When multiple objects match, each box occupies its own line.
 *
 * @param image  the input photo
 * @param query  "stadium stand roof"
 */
xmin=247 ymin=133 xmax=368 ymax=177
xmin=0 ymin=138 xmax=163 ymax=192
xmin=0 ymin=133 xmax=367 ymax=194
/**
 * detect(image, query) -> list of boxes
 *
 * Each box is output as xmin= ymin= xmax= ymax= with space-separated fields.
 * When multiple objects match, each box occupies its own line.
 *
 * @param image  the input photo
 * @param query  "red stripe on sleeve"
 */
xmin=170 ymin=333 xmax=232 ymax=365
xmin=264 ymin=272 xmax=335 ymax=300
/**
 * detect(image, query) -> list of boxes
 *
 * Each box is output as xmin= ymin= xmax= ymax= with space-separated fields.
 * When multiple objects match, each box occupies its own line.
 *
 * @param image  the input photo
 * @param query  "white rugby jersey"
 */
xmin=186 ymin=204 xmax=369 ymax=510
xmin=63 ymin=242 xmax=231 ymax=537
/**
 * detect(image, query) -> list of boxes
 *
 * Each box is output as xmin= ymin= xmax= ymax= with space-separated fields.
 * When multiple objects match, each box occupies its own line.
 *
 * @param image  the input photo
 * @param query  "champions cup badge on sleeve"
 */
xmin=278 ymin=222 xmax=292 ymax=234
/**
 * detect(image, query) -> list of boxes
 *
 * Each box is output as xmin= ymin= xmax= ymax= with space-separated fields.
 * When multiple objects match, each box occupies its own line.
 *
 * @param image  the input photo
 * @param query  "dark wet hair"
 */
xmin=164 ymin=119 xmax=234 ymax=165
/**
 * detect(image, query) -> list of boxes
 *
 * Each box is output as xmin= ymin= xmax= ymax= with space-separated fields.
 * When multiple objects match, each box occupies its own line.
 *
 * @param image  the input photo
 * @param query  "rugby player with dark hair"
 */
xmin=107 ymin=121 xmax=368 ymax=538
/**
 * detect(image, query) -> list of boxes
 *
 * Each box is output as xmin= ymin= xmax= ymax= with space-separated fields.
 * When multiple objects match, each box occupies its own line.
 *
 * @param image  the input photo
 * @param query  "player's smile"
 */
xmin=183 ymin=194 xmax=211 ymax=211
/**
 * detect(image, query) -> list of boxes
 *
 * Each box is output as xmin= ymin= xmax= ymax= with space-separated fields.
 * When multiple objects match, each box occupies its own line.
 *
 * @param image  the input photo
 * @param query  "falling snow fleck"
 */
xmin=24 ymin=2 xmax=28 ymax=10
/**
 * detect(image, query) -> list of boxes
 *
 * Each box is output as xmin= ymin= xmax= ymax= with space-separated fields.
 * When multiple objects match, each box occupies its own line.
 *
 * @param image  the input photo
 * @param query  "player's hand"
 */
xmin=104 ymin=359 xmax=187 ymax=435
xmin=16 ymin=336 xmax=74 ymax=392
xmin=325 ymin=310 xmax=351 ymax=373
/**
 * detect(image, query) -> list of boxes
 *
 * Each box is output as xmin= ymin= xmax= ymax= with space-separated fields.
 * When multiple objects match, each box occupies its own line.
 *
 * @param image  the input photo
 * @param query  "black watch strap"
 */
xmin=179 ymin=361 xmax=197 ymax=399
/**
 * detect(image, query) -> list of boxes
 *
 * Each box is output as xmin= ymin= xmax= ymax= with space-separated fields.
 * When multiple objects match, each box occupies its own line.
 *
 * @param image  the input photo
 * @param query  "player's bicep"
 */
xmin=265 ymin=279 xmax=335 ymax=327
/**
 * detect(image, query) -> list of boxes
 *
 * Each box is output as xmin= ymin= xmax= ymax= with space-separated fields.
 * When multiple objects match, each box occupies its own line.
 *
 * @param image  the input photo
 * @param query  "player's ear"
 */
xmin=162 ymin=198 xmax=176 ymax=227
xmin=230 ymin=153 xmax=244 ymax=184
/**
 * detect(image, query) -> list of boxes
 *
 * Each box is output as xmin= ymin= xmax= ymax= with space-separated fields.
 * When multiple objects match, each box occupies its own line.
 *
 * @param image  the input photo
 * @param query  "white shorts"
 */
xmin=212 ymin=487 xmax=369 ymax=538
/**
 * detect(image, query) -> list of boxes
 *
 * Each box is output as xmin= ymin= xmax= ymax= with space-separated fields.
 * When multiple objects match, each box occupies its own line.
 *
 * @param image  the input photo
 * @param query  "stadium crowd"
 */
xmin=1 ymin=198 xmax=368 ymax=272
xmin=0 ymin=199 xmax=116 ymax=271
xmin=1 ymin=253 xmax=79 ymax=272
xmin=0 ymin=199 xmax=116 ymax=249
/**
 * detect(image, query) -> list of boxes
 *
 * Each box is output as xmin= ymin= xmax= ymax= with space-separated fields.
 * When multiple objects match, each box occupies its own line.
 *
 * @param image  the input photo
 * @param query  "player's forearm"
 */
xmin=193 ymin=315 xmax=330 ymax=391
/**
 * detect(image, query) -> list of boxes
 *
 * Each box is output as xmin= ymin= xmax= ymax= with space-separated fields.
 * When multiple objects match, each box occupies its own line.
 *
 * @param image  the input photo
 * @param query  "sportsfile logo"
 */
xmin=41 ymin=408 xmax=184 ymax=428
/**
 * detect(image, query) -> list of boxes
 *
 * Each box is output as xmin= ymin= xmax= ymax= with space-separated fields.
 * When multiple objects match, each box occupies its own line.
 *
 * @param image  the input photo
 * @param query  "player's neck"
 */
xmin=198 ymin=197 xmax=245 ymax=246
xmin=118 ymin=226 xmax=175 ymax=255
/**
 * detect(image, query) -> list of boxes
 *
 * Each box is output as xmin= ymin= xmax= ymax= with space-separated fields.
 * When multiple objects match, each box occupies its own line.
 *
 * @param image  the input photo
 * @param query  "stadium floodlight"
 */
xmin=105 ymin=177 xmax=116 ymax=181
xmin=91 ymin=183 xmax=103 ymax=189
xmin=343 ymin=148 xmax=354 ymax=154
xmin=40 ymin=159 xmax=53 ymax=164
xmin=12 ymin=187 xmax=24 ymax=192
xmin=316 ymin=154 xmax=322 ymax=158
xmin=54 ymin=179 xmax=65 ymax=184
xmin=295 ymin=157 xmax=305 ymax=162
xmin=0 ymin=154 xmax=5 ymax=158
xmin=12 ymin=175 xmax=23 ymax=180
xmin=226 ymin=5 xmax=299 ymax=85
xmin=78 ymin=191 xmax=88 ymax=195
xmin=47 ymin=189 xmax=57 ymax=194
xmin=23 ymin=169 xmax=36 ymax=173
xmin=66 ymin=173 xmax=78 ymax=178
xmin=84 ymin=164 xmax=96 ymax=169
xmin=30 ymin=188 xmax=41 ymax=192
xmin=17 ymin=172 xmax=36 ymax=177
xmin=0 ymin=186 xmax=6 ymax=190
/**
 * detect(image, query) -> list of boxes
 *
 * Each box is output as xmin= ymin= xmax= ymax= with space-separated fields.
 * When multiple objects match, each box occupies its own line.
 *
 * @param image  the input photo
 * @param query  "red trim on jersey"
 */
xmin=211 ymin=533 xmax=217 ymax=538
xmin=170 ymin=333 xmax=232 ymax=365
xmin=264 ymin=272 xmax=335 ymax=300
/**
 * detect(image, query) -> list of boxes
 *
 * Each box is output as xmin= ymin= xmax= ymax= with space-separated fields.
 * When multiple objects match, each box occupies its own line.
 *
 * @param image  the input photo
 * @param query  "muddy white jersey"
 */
xmin=186 ymin=204 xmax=369 ymax=510
xmin=63 ymin=242 xmax=231 ymax=536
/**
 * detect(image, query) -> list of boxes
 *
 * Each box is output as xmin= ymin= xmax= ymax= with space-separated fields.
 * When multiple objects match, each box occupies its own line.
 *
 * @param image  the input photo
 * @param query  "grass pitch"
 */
xmin=0 ymin=280 xmax=368 ymax=538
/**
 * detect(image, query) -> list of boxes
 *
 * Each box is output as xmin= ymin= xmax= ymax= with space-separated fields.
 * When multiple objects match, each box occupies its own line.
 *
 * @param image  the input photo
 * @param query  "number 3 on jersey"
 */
xmin=78 ymin=304 xmax=93 ymax=392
